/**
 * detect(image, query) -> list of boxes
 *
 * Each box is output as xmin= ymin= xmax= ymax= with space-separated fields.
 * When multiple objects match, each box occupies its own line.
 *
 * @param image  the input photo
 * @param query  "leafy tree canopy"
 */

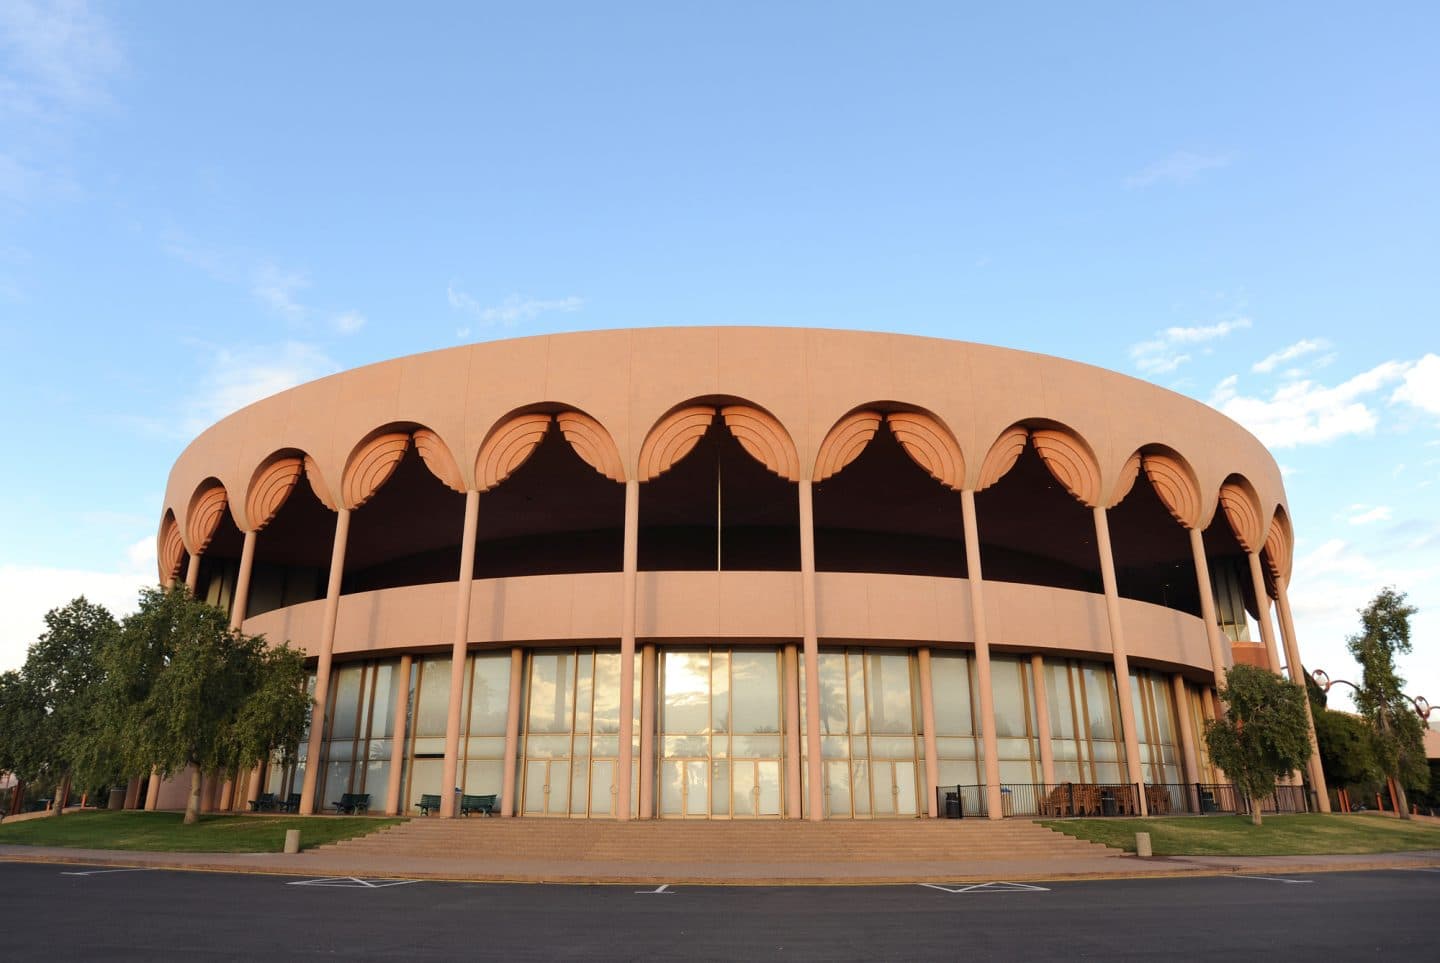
xmin=1204 ymin=663 xmax=1313 ymax=825
xmin=1347 ymin=587 xmax=1429 ymax=814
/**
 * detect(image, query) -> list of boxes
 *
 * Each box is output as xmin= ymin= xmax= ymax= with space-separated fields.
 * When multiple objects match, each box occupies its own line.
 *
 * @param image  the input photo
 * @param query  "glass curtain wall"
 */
xmin=801 ymin=648 xmax=923 ymax=819
xmin=266 ymin=671 xmax=317 ymax=806
xmin=520 ymin=649 xmax=640 ymax=818
xmin=316 ymin=660 xmax=402 ymax=806
xmin=461 ymin=652 xmax=512 ymax=797
xmin=989 ymin=655 xmax=1042 ymax=785
xmin=1044 ymin=659 xmax=1129 ymax=784
xmin=657 ymin=648 xmax=785 ymax=819
xmin=930 ymin=651 xmax=983 ymax=789
xmin=1130 ymin=669 xmax=1183 ymax=785
xmin=1184 ymin=684 xmax=1219 ymax=783
xmin=400 ymin=656 xmax=452 ymax=807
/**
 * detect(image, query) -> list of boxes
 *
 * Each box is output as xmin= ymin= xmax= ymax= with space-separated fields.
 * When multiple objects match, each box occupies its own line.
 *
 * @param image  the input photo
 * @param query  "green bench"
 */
xmin=416 ymin=793 xmax=442 ymax=815
xmin=248 ymin=792 xmax=277 ymax=812
xmin=461 ymin=793 xmax=498 ymax=816
xmin=331 ymin=792 xmax=370 ymax=814
xmin=278 ymin=793 xmax=301 ymax=813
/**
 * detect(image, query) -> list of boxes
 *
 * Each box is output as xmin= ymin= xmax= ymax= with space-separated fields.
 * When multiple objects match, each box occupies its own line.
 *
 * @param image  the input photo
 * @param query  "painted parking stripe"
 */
xmin=636 ymin=884 xmax=674 ymax=894
xmin=287 ymin=876 xmax=420 ymax=888
xmin=921 ymin=881 xmax=1050 ymax=893
xmin=1232 ymin=875 xmax=1313 ymax=884
xmin=60 ymin=868 xmax=154 ymax=876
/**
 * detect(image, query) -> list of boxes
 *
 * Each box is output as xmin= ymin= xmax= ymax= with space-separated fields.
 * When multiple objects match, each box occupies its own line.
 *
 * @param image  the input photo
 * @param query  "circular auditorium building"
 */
xmin=152 ymin=327 xmax=1328 ymax=822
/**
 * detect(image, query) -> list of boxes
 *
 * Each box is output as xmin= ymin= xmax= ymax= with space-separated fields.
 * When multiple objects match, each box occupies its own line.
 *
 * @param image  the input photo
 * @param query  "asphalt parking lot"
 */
xmin=2 ymin=861 xmax=1435 ymax=960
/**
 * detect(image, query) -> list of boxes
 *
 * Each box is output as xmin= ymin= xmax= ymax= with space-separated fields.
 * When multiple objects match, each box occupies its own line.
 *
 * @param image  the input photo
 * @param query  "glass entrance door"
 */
xmin=657 ymin=648 xmax=785 ymax=819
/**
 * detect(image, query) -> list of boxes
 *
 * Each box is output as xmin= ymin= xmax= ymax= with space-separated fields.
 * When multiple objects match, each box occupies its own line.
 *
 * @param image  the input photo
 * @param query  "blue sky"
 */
xmin=1 ymin=2 xmax=1436 ymax=710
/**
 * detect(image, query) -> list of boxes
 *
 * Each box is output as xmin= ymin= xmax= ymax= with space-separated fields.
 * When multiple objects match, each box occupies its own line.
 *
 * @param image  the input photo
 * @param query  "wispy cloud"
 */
xmin=1252 ymin=338 xmax=1329 ymax=374
xmin=252 ymin=262 xmax=309 ymax=320
xmin=1391 ymin=353 xmax=1440 ymax=418
xmin=1210 ymin=359 xmax=1414 ymax=448
xmin=1129 ymin=317 xmax=1251 ymax=375
xmin=1346 ymin=504 xmax=1392 ymax=525
xmin=448 ymin=284 xmax=583 ymax=332
xmin=331 ymin=310 xmax=366 ymax=335
xmin=1125 ymin=150 xmax=1232 ymax=188
xmin=0 ymin=0 xmax=122 ymax=119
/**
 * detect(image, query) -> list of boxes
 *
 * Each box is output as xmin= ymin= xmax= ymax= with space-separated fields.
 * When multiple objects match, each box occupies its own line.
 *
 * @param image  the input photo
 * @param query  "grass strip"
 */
xmin=1038 ymin=812 xmax=1440 ymax=856
xmin=0 ymin=810 xmax=402 ymax=853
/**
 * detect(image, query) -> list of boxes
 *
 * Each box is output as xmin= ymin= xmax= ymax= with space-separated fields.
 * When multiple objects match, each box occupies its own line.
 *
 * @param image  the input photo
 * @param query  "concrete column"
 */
xmin=1092 ymin=506 xmax=1148 ymax=815
xmin=441 ymin=489 xmax=481 ymax=818
xmin=1274 ymin=580 xmax=1332 ymax=812
xmin=798 ymin=480 xmax=825 ymax=821
xmin=1031 ymin=654 xmax=1055 ymax=787
xmin=184 ymin=552 xmax=201 ymax=595
xmin=245 ymin=763 xmax=264 ymax=813
xmin=144 ymin=769 xmax=160 ymax=811
xmin=917 ymin=647 xmax=941 ymax=817
xmin=617 ymin=479 xmax=640 ymax=821
xmin=1246 ymin=552 xmax=1284 ymax=673
xmin=229 ymin=529 xmax=258 ymax=631
xmin=1171 ymin=674 xmax=1201 ymax=786
xmin=500 ymin=646 xmax=524 ymax=816
xmin=385 ymin=654 xmax=413 ymax=815
xmin=123 ymin=776 xmax=142 ymax=810
xmin=219 ymin=775 xmax=235 ymax=811
xmin=638 ymin=643 xmax=657 ymax=819
xmin=783 ymin=643 xmax=802 ymax=819
xmin=960 ymin=490 xmax=1004 ymax=820
xmin=1188 ymin=528 xmax=1229 ymax=693
xmin=299 ymin=507 xmax=351 ymax=815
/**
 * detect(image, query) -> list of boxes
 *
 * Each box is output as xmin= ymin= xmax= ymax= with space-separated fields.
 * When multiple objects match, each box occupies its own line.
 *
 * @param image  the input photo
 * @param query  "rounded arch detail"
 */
xmin=557 ymin=410 xmax=625 ymax=482
xmin=813 ymin=410 xmax=883 ymax=482
xmin=721 ymin=405 xmax=800 ymax=482
xmin=887 ymin=411 xmax=964 ymax=491
xmin=1218 ymin=476 xmax=1264 ymax=553
xmin=1264 ymin=507 xmax=1294 ymax=587
xmin=1107 ymin=451 xmax=1143 ymax=509
xmin=158 ymin=512 xmax=185 ymax=584
xmin=976 ymin=426 xmax=1028 ymax=492
xmin=185 ymin=482 xmax=230 ymax=554
xmin=476 ymin=413 xmax=552 ymax=492
xmin=1141 ymin=449 xmax=1203 ymax=529
xmin=343 ymin=431 xmax=411 ymax=510
xmin=303 ymin=454 xmax=339 ymax=511
xmin=246 ymin=454 xmax=305 ymax=532
xmin=1031 ymin=427 xmax=1103 ymax=508
xmin=413 ymin=429 xmax=466 ymax=493
xmin=638 ymin=405 xmax=716 ymax=482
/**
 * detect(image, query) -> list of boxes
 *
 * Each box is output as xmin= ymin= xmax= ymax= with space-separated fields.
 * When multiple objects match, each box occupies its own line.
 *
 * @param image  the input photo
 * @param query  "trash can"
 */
xmin=944 ymin=791 xmax=960 ymax=819
xmin=1101 ymin=791 xmax=1117 ymax=817
xmin=107 ymin=787 xmax=126 ymax=811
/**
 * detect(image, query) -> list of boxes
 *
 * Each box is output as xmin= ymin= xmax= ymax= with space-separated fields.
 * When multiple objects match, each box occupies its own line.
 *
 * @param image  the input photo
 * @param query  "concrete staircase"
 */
xmin=324 ymin=817 xmax=1117 ymax=865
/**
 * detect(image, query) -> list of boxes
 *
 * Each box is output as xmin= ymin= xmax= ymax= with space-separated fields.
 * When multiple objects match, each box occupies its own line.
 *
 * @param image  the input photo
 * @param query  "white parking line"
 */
xmin=287 ymin=876 xmax=421 ymax=889
xmin=921 ymin=881 xmax=1050 ymax=893
xmin=1232 ymin=875 xmax=1313 ymax=884
xmin=635 ymin=884 xmax=674 ymax=894
xmin=60 ymin=868 xmax=153 ymax=876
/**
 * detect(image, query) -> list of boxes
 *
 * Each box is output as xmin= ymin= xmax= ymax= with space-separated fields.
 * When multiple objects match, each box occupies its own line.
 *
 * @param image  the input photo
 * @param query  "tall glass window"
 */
xmin=1130 ymin=669 xmax=1182 ymax=786
xmin=989 ymin=655 xmax=1041 ymax=785
xmin=402 ymin=656 xmax=452 ymax=808
xmin=461 ymin=652 xmax=512 ymax=796
xmin=266 ymin=671 xmax=317 ymax=805
xmin=315 ymin=659 xmax=401 ymax=806
xmin=1045 ymin=659 xmax=1128 ymax=784
xmin=657 ymin=647 xmax=785 ymax=819
xmin=1185 ymin=684 xmax=1218 ymax=783
xmin=930 ymin=651 xmax=982 ymax=788
xmin=520 ymin=649 xmax=639 ymax=818
xmin=800 ymin=648 xmax=922 ymax=819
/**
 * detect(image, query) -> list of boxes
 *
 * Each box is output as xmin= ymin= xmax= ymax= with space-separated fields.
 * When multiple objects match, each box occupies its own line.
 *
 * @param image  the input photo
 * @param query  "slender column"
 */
xmin=917 ymin=647 xmax=941 ymax=817
xmin=638 ymin=643 xmax=657 ymax=819
xmin=1092 ymin=506 xmax=1148 ymax=815
xmin=617 ymin=479 xmax=640 ymax=821
xmin=184 ymin=552 xmax=201 ymax=595
xmin=385 ymin=654 xmax=413 ymax=815
xmin=219 ymin=775 xmax=234 ymax=811
xmin=299 ymin=507 xmax=351 ymax=815
xmin=144 ymin=769 xmax=160 ymax=811
xmin=1031 ymin=654 xmax=1055 ymax=787
xmin=245 ymin=763 xmax=263 ymax=813
xmin=799 ymin=480 xmax=824 ymax=820
xmin=1188 ymin=528 xmax=1229 ymax=693
xmin=960 ymin=490 xmax=1004 ymax=820
xmin=441 ymin=490 xmax=481 ymax=818
xmin=1246 ymin=552 xmax=1284 ymax=673
xmin=1171 ymin=674 xmax=1201 ymax=786
xmin=500 ymin=647 xmax=524 ymax=816
xmin=123 ymin=776 xmax=142 ymax=810
xmin=783 ymin=644 xmax=803 ymax=819
xmin=229 ymin=530 xmax=258 ymax=631
xmin=1274 ymin=580 xmax=1332 ymax=812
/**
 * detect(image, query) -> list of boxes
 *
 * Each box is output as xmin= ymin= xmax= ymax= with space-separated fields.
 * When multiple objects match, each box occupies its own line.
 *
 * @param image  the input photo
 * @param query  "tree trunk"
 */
xmin=52 ymin=773 xmax=71 ymax=818
xmin=1250 ymin=796 xmax=1263 ymax=827
xmin=1395 ymin=778 xmax=1412 ymax=820
xmin=184 ymin=767 xmax=202 ymax=825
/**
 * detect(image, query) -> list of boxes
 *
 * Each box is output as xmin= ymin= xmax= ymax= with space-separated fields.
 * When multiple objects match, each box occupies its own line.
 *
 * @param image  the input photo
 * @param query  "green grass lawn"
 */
xmin=0 ymin=810 xmax=402 ymax=853
xmin=1039 ymin=813 xmax=1440 ymax=856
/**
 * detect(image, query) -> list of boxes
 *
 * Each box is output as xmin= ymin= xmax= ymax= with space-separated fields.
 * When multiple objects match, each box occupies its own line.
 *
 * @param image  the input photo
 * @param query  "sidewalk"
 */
xmin=3 ymin=842 xmax=1438 ymax=884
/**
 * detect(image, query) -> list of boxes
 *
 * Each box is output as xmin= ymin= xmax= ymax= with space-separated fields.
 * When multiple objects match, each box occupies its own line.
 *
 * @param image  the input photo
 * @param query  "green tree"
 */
xmin=0 ymin=599 xmax=120 ymax=816
xmin=1347 ymin=587 xmax=1429 ymax=819
xmin=1204 ymin=664 xmax=1314 ymax=826
xmin=105 ymin=586 xmax=311 ymax=825
xmin=1305 ymin=671 xmax=1380 ymax=790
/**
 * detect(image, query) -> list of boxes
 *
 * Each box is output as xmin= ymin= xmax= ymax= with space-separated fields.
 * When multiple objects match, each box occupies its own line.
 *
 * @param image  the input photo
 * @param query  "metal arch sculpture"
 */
xmin=1312 ymin=669 xmax=1432 ymax=721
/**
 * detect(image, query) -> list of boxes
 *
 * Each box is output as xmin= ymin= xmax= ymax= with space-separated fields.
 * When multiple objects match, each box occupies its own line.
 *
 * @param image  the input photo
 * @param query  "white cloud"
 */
xmin=1129 ymin=317 xmax=1251 ymax=375
xmin=252 ymin=263 xmax=309 ymax=320
xmin=1252 ymin=338 xmax=1329 ymax=374
xmin=1347 ymin=505 xmax=1392 ymax=525
xmin=332 ymin=310 xmax=366 ymax=335
xmin=186 ymin=341 xmax=336 ymax=430
xmin=1209 ymin=360 xmax=1412 ymax=448
xmin=448 ymin=284 xmax=583 ymax=326
xmin=124 ymin=535 xmax=155 ymax=572
xmin=0 ymin=0 xmax=122 ymax=119
xmin=0 ymin=563 xmax=151 ymax=673
xmin=1392 ymin=353 xmax=1440 ymax=417
xmin=1125 ymin=150 xmax=1232 ymax=188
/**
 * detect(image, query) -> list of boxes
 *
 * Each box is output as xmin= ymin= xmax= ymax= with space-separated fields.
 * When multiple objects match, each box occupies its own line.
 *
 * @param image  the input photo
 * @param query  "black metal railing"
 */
xmin=936 ymin=785 xmax=989 ymax=818
xmin=938 ymin=781 xmax=1312 ymax=820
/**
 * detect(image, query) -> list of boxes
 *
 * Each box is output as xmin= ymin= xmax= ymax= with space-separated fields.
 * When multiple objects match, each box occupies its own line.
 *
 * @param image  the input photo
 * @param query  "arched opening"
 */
xmin=1105 ymin=449 xmax=1200 ymax=614
xmin=638 ymin=401 xmax=800 ymax=572
xmin=243 ymin=463 xmax=335 ymax=618
xmin=1203 ymin=475 xmax=1263 ymax=647
xmin=813 ymin=410 xmax=967 ymax=577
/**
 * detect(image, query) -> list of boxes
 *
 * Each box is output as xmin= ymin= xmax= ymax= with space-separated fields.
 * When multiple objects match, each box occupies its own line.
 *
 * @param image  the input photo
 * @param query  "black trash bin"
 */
xmin=944 ymin=791 xmax=961 ymax=819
